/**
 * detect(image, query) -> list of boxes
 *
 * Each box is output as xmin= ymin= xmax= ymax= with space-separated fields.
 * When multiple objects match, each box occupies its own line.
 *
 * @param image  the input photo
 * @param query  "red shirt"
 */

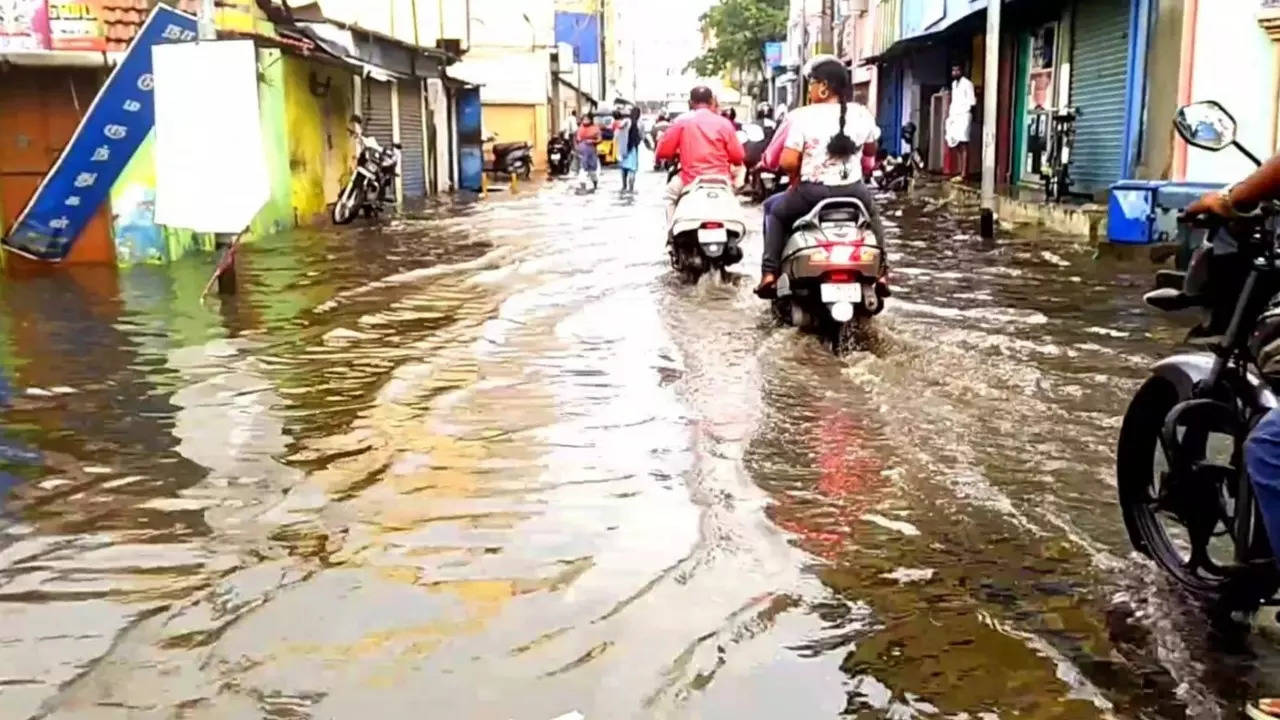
xmin=655 ymin=108 xmax=746 ymax=184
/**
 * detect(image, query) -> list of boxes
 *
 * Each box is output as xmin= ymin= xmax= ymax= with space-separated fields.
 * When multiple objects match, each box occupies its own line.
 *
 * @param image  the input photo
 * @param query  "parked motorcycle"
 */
xmin=871 ymin=122 xmax=924 ymax=192
xmin=1116 ymin=100 xmax=1280 ymax=613
xmin=484 ymin=134 xmax=533 ymax=180
xmin=548 ymin=131 xmax=573 ymax=177
xmin=771 ymin=197 xmax=887 ymax=354
xmin=332 ymin=133 xmax=400 ymax=225
xmin=668 ymin=175 xmax=746 ymax=280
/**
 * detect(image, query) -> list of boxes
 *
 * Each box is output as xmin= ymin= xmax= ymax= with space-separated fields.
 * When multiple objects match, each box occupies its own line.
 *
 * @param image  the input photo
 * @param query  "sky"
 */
xmin=620 ymin=0 xmax=719 ymax=101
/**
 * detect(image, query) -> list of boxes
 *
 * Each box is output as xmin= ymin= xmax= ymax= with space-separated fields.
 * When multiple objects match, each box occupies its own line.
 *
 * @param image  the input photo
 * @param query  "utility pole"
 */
xmin=198 ymin=0 xmax=236 ymax=294
xmin=598 ymin=0 xmax=607 ymax=103
xmin=820 ymin=0 xmax=834 ymax=54
xmin=198 ymin=0 xmax=215 ymax=40
xmin=979 ymin=0 xmax=1001 ymax=240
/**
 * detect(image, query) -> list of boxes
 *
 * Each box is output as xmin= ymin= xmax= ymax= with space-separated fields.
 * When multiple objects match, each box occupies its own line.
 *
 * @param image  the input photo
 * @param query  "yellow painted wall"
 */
xmin=283 ymin=57 xmax=355 ymax=225
xmin=482 ymin=103 xmax=549 ymax=169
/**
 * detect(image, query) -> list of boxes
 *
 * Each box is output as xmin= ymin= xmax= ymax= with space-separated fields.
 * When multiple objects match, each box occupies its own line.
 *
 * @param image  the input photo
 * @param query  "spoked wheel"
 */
xmin=1117 ymin=378 xmax=1279 ymax=611
xmin=332 ymin=178 xmax=361 ymax=225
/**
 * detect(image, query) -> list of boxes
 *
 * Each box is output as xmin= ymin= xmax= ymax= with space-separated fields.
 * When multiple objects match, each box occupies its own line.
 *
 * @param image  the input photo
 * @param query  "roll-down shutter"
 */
xmin=1069 ymin=0 xmax=1131 ymax=192
xmin=365 ymin=79 xmax=394 ymax=150
xmin=397 ymin=80 xmax=426 ymax=198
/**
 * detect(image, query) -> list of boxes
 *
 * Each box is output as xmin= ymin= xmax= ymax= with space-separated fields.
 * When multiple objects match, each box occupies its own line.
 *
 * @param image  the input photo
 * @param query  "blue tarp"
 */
xmin=554 ymin=12 xmax=599 ymax=64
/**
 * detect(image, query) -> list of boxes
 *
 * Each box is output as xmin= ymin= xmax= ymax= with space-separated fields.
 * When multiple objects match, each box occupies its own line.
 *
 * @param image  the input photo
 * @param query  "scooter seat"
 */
xmin=493 ymin=141 xmax=529 ymax=154
xmin=792 ymin=198 xmax=867 ymax=229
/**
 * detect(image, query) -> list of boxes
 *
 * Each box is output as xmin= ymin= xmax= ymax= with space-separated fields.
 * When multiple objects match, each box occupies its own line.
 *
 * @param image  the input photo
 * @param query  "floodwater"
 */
xmin=0 ymin=173 xmax=1276 ymax=719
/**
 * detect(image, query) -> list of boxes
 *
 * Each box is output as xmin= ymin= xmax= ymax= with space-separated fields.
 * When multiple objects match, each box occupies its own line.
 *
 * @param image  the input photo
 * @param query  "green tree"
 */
xmin=687 ymin=0 xmax=788 ymax=80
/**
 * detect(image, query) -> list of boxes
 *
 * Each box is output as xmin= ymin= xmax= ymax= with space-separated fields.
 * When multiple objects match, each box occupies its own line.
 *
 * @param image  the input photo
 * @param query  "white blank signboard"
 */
xmin=153 ymin=40 xmax=268 ymax=233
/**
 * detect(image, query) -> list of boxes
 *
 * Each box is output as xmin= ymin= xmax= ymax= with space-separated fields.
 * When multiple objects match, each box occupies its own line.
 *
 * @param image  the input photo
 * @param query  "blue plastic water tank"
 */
xmin=1108 ymin=180 xmax=1164 ymax=244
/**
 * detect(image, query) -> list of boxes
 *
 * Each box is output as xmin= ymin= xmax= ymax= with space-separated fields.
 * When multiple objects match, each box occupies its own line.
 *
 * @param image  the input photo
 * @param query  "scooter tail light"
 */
xmin=825 ymin=270 xmax=855 ymax=283
xmin=701 ymin=222 xmax=724 ymax=229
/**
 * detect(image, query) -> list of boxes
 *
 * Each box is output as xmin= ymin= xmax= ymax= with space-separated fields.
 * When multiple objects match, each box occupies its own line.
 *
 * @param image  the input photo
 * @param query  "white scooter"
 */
xmin=667 ymin=175 xmax=747 ymax=280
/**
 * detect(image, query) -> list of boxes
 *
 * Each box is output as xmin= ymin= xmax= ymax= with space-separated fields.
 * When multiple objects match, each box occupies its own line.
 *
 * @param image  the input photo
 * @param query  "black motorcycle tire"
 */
xmin=1116 ymin=376 xmax=1280 ymax=611
xmin=332 ymin=177 xmax=362 ymax=225
xmin=519 ymin=163 xmax=533 ymax=181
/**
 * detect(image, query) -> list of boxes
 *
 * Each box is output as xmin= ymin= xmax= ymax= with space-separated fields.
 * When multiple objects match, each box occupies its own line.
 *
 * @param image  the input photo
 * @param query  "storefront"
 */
xmin=1009 ymin=4 xmax=1072 ymax=187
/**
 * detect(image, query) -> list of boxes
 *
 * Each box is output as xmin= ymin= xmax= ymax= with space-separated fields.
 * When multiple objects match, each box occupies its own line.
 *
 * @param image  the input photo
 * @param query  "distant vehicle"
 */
xmin=547 ymin=130 xmax=573 ymax=176
xmin=483 ymin=134 xmax=533 ymax=180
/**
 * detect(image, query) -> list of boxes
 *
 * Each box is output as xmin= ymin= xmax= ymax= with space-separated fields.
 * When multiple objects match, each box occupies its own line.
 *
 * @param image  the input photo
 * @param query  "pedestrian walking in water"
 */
xmin=576 ymin=115 xmax=601 ymax=192
xmin=618 ymin=106 xmax=641 ymax=195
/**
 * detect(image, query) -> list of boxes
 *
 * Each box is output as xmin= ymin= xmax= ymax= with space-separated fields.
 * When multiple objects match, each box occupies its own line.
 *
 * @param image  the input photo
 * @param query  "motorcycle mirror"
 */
xmin=1174 ymin=101 xmax=1238 ymax=152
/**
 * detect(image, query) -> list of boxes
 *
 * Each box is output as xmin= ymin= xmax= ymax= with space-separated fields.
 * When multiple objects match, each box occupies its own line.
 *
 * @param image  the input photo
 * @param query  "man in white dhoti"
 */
xmin=945 ymin=63 xmax=976 ymax=182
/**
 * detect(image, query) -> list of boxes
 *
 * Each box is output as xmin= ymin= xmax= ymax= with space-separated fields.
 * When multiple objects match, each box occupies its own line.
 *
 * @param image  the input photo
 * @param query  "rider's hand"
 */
xmin=1186 ymin=190 xmax=1234 ymax=218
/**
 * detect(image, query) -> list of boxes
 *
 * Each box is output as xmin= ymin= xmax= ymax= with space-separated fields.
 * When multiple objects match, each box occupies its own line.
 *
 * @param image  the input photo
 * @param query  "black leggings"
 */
xmin=762 ymin=182 xmax=885 ymax=275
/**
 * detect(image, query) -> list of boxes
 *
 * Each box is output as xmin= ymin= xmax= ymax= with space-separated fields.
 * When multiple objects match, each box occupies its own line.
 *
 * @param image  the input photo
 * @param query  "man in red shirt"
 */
xmin=655 ymin=86 xmax=746 ymax=224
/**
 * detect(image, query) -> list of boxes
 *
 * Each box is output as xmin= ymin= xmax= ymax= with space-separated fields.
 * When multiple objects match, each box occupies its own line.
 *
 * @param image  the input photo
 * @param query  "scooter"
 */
xmin=871 ymin=123 xmax=924 ymax=192
xmin=740 ymin=121 xmax=785 ymax=203
xmin=548 ymin=131 xmax=573 ymax=177
xmin=332 ymin=134 xmax=400 ymax=225
xmin=484 ymin=134 xmax=533 ymax=180
xmin=772 ymin=197 xmax=887 ymax=354
xmin=668 ymin=175 xmax=746 ymax=280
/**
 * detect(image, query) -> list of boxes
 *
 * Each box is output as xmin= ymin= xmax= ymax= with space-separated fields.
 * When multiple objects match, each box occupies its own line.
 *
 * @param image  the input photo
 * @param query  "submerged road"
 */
xmin=0 ymin=170 xmax=1276 ymax=719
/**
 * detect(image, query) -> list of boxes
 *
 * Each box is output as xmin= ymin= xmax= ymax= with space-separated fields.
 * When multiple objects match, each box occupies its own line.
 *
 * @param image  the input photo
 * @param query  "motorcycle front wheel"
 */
xmin=332 ymin=178 xmax=361 ymax=225
xmin=1116 ymin=377 xmax=1279 ymax=611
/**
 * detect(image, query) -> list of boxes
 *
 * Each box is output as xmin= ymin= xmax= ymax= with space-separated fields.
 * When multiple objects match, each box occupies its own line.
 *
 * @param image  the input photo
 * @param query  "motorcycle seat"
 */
xmin=793 ymin=198 xmax=867 ymax=229
xmin=493 ymin=141 xmax=529 ymax=154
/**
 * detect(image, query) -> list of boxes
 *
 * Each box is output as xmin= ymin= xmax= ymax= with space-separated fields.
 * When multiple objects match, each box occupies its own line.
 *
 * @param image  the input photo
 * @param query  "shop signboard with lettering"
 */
xmin=48 ymin=0 xmax=105 ymax=51
xmin=2 ymin=4 xmax=197 ymax=261
xmin=0 ymin=0 xmax=50 ymax=51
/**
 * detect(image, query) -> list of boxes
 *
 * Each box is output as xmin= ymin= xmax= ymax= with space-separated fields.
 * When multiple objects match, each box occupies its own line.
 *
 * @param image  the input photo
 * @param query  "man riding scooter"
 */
xmin=654 ymin=86 xmax=746 ymax=224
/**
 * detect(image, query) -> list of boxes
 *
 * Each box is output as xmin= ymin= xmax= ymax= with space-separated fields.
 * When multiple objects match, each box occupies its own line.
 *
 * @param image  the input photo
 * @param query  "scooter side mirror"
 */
xmin=1174 ymin=101 xmax=1236 ymax=152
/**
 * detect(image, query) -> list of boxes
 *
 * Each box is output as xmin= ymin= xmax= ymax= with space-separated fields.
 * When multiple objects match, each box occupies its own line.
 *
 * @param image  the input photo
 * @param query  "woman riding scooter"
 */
xmin=755 ymin=56 xmax=885 ymax=297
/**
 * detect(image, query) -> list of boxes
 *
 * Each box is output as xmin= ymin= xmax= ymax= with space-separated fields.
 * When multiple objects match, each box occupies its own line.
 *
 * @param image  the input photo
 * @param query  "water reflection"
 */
xmin=0 ymin=179 xmax=1275 ymax=718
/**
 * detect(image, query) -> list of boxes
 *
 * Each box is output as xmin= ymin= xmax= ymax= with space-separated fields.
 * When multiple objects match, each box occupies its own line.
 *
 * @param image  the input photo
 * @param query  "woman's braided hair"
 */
xmin=809 ymin=58 xmax=857 ymax=159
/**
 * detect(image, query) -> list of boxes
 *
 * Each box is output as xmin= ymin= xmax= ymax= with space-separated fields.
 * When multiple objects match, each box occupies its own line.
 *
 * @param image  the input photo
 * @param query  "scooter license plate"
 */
xmin=698 ymin=228 xmax=728 ymax=245
xmin=821 ymin=283 xmax=862 ymax=304
xmin=550 ymin=152 xmax=561 ymax=160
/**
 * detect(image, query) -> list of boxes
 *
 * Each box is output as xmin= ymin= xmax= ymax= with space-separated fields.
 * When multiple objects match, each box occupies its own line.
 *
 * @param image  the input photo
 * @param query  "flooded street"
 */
xmin=2 ymin=172 xmax=1279 ymax=719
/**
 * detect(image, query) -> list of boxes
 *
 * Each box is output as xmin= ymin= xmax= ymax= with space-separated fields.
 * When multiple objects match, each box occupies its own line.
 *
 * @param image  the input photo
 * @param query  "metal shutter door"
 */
xmin=365 ymin=80 xmax=394 ymax=149
xmin=1069 ymin=0 xmax=1130 ymax=192
xmin=397 ymin=80 xmax=426 ymax=198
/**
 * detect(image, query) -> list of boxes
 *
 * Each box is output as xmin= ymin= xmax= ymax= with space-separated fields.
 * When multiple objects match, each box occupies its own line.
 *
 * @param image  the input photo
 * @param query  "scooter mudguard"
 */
xmin=1150 ymin=353 xmax=1277 ymax=411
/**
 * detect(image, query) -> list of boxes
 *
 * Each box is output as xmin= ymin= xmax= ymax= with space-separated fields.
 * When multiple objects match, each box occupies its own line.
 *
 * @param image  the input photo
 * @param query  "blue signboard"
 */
xmin=554 ymin=11 xmax=600 ymax=64
xmin=764 ymin=41 xmax=784 ymax=69
xmin=2 ymin=5 xmax=197 ymax=262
